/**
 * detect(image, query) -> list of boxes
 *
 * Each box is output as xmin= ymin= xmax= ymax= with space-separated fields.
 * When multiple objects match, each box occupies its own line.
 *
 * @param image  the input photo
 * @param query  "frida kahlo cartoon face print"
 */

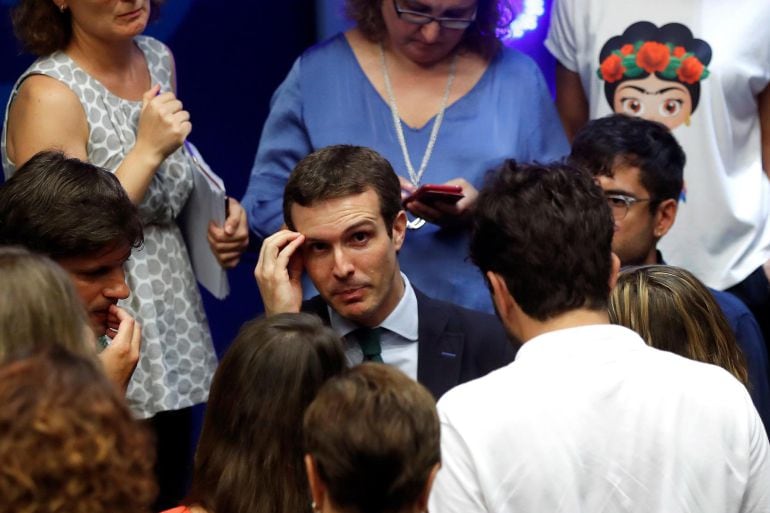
xmin=597 ymin=21 xmax=712 ymax=130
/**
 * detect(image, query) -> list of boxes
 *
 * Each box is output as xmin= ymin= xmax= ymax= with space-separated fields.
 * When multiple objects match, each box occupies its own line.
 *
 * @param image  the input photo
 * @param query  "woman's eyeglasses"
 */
xmin=393 ymin=0 xmax=477 ymax=30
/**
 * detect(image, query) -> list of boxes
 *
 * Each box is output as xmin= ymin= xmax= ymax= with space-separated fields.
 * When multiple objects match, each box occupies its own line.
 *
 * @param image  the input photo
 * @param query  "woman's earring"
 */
xmin=685 ymin=112 xmax=691 ymax=127
xmin=59 ymin=3 xmax=67 ymax=12
xmin=312 ymin=501 xmax=321 ymax=513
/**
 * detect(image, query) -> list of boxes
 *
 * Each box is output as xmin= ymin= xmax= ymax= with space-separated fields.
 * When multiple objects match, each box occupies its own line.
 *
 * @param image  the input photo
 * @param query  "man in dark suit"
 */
xmin=255 ymin=145 xmax=515 ymax=399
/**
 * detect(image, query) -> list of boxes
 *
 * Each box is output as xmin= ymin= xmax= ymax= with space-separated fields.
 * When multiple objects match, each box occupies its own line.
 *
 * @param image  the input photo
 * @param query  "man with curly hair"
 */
xmin=430 ymin=161 xmax=770 ymax=513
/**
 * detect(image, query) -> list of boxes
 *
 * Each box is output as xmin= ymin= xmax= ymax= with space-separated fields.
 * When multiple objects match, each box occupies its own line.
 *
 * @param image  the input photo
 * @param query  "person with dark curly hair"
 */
xmin=0 ymin=346 xmax=157 ymax=513
xmin=162 ymin=313 xmax=347 ymax=513
xmin=430 ymin=160 xmax=770 ymax=513
xmin=243 ymin=0 xmax=568 ymax=314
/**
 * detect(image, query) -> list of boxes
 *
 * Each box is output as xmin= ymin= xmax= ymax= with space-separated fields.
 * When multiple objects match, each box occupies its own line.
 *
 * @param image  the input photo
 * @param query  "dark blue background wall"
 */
xmin=0 ymin=0 xmax=556 ymax=356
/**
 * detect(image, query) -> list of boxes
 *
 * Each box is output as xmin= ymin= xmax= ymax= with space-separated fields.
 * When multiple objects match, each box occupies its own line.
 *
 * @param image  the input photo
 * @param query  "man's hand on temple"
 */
xmin=255 ymin=229 xmax=306 ymax=316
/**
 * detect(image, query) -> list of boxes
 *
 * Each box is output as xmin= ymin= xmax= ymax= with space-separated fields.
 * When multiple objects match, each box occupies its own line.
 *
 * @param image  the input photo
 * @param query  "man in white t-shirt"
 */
xmin=544 ymin=0 xmax=770 ymax=344
xmin=429 ymin=161 xmax=770 ymax=513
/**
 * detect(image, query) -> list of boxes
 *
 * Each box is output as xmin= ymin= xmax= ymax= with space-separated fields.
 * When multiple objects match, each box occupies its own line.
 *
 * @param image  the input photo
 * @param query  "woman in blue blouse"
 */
xmin=243 ymin=0 xmax=568 ymax=313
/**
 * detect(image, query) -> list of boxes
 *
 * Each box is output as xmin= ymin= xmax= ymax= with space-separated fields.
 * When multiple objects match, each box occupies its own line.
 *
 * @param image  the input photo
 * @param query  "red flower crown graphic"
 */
xmin=597 ymin=41 xmax=710 ymax=84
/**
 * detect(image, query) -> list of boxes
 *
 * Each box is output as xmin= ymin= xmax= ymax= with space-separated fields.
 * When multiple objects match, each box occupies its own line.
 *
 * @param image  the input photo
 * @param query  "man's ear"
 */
xmin=653 ymin=198 xmax=678 ymax=239
xmin=609 ymin=252 xmax=621 ymax=291
xmin=392 ymin=210 xmax=407 ymax=251
xmin=486 ymin=271 xmax=514 ymax=321
xmin=304 ymin=454 xmax=326 ymax=512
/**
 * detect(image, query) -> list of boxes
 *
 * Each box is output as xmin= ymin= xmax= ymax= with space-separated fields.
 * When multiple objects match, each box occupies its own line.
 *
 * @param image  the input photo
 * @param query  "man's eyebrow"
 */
xmin=341 ymin=219 xmax=377 ymax=234
xmin=303 ymin=219 xmax=377 ymax=244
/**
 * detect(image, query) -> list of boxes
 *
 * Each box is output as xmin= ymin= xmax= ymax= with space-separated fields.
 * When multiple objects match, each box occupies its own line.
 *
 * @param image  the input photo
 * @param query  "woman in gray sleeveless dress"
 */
xmin=2 ymin=0 xmax=249 ymax=508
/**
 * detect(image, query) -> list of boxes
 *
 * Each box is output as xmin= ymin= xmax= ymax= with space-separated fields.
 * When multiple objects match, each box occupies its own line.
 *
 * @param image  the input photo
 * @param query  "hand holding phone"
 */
xmin=402 ymin=184 xmax=464 ymax=207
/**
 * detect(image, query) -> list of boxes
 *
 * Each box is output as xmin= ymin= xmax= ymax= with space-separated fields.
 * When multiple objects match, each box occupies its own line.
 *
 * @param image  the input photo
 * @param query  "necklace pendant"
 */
xmin=406 ymin=216 xmax=426 ymax=230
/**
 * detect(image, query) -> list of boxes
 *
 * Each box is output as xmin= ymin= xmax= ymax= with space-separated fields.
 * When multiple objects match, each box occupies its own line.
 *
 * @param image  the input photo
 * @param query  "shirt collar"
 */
xmin=328 ymin=272 xmax=419 ymax=340
xmin=515 ymin=324 xmax=647 ymax=364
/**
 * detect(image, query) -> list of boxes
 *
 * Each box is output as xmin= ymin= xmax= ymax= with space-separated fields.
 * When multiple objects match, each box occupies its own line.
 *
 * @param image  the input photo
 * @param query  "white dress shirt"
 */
xmin=329 ymin=273 xmax=419 ymax=380
xmin=430 ymin=324 xmax=770 ymax=513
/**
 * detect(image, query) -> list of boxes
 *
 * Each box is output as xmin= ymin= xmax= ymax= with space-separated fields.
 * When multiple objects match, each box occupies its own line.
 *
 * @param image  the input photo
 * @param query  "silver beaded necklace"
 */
xmin=379 ymin=43 xmax=457 ymax=189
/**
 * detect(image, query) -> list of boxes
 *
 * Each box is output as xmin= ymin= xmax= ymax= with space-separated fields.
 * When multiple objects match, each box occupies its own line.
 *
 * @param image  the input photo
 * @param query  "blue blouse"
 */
xmin=243 ymin=34 xmax=569 ymax=312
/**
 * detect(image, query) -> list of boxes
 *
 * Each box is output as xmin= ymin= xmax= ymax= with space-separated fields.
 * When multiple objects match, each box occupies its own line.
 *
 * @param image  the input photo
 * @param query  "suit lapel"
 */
xmin=415 ymin=289 xmax=465 ymax=399
xmin=301 ymin=296 xmax=331 ymax=325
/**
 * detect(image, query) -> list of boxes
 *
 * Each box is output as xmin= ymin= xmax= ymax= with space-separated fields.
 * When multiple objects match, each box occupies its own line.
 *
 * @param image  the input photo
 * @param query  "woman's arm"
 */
xmin=6 ymin=76 xmax=189 ymax=204
xmin=114 ymin=85 xmax=191 ymax=204
xmin=6 ymin=75 xmax=90 ymax=165
xmin=759 ymin=83 xmax=770 ymax=179
xmin=555 ymin=62 xmax=589 ymax=143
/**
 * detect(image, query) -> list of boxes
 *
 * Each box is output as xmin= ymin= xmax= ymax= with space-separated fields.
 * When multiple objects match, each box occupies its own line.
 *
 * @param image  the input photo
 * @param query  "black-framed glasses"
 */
xmin=605 ymin=193 xmax=653 ymax=220
xmin=392 ymin=0 xmax=477 ymax=30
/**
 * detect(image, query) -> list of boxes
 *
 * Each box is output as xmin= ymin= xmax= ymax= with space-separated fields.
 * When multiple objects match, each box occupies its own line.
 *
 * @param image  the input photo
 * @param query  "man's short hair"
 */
xmin=283 ymin=145 xmax=402 ymax=235
xmin=569 ymin=114 xmax=686 ymax=208
xmin=0 ymin=151 xmax=143 ymax=259
xmin=470 ymin=161 xmax=614 ymax=320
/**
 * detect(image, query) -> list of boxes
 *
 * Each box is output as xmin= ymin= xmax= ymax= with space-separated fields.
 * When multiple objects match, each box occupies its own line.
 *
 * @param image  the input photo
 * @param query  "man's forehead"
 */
xmin=56 ymin=243 xmax=131 ymax=269
xmin=599 ymin=164 xmax=647 ymax=194
xmin=291 ymin=191 xmax=383 ymax=227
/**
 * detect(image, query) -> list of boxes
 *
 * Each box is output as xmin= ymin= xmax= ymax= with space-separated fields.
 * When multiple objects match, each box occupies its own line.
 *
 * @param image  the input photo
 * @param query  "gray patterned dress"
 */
xmin=1 ymin=36 xmax=218 ymax=419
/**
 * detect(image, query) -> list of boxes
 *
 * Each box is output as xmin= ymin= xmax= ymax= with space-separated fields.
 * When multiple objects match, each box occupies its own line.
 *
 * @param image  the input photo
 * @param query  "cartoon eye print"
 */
xmin=619 ymin=97 xmax=645 ymax=115
xmin=612 ymin=75 xmax=693 ymax=130
xmin=659 ymin=98 xmax=683 ymax=117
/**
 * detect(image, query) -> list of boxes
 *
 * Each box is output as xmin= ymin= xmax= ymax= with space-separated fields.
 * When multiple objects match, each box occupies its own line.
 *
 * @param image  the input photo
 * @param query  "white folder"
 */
xmin=179 ymin=141 xmax=230 ymax=299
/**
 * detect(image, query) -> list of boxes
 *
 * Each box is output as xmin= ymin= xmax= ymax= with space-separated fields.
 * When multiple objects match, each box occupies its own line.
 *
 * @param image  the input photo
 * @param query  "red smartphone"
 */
xmin=403 ymin=184 xmax=464 ymax=206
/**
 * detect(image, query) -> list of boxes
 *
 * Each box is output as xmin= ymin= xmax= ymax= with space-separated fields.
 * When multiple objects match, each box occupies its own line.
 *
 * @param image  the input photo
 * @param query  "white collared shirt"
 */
xmin=430 ymin=324 xmax=770 ymax=513
xmin=328 ymin=272 xmax=419 ymax=379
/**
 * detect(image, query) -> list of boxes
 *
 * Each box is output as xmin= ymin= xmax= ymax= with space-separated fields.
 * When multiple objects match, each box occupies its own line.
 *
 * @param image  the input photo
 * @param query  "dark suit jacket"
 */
xmin=302 ymin=288 xmax=518 ymax=399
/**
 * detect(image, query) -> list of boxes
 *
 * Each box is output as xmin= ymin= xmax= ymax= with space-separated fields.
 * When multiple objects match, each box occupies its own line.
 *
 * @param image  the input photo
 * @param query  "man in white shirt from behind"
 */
xmin=429 ymin=161 xmax=770 ymax=513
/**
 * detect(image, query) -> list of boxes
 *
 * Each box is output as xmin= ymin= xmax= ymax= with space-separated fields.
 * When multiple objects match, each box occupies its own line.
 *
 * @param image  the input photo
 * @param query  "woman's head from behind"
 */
xmin=0 ymin=246 xmax=94 ymax=363
xmin=188 ymin=313 xmax=347 ymax=513
xmin=304 ymin=363 xmax=440 ymax=513
xmin=609 ymin=265 xmax=748 ymax=386
xmin=0 ymin=345 xmax=156 ymax=512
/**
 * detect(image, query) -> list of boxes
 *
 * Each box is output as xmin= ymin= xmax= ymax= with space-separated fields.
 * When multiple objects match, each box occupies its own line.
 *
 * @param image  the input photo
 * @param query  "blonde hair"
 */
xmin=609 ymin=265 xmax=749 ymax=386
xmin=0 ymin=246 xmax=94 ymax=362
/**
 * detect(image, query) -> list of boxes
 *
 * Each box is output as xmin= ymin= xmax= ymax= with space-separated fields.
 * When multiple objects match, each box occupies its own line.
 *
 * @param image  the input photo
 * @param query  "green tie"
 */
xmin=351 ymin=327 xmax=384 ymax=363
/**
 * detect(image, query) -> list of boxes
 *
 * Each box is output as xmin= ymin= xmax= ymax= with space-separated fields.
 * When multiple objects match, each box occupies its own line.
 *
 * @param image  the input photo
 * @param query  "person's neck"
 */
xmin=622 ymin=246 xmax=660 ymax=269
xmin=65 ymin=31 xmax=137 ymax=75
xmin=517 ymin=308 xmax=610 ymax=344
xmin=643 ymin=246 xmax=660 ymax=265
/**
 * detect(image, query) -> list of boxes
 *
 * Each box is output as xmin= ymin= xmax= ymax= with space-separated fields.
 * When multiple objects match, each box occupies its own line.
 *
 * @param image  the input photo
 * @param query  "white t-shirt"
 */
xmin=545 ymin=0 xmax=770 ymax=289
xmin=429 ymin=324 xmax=770 ymax=513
